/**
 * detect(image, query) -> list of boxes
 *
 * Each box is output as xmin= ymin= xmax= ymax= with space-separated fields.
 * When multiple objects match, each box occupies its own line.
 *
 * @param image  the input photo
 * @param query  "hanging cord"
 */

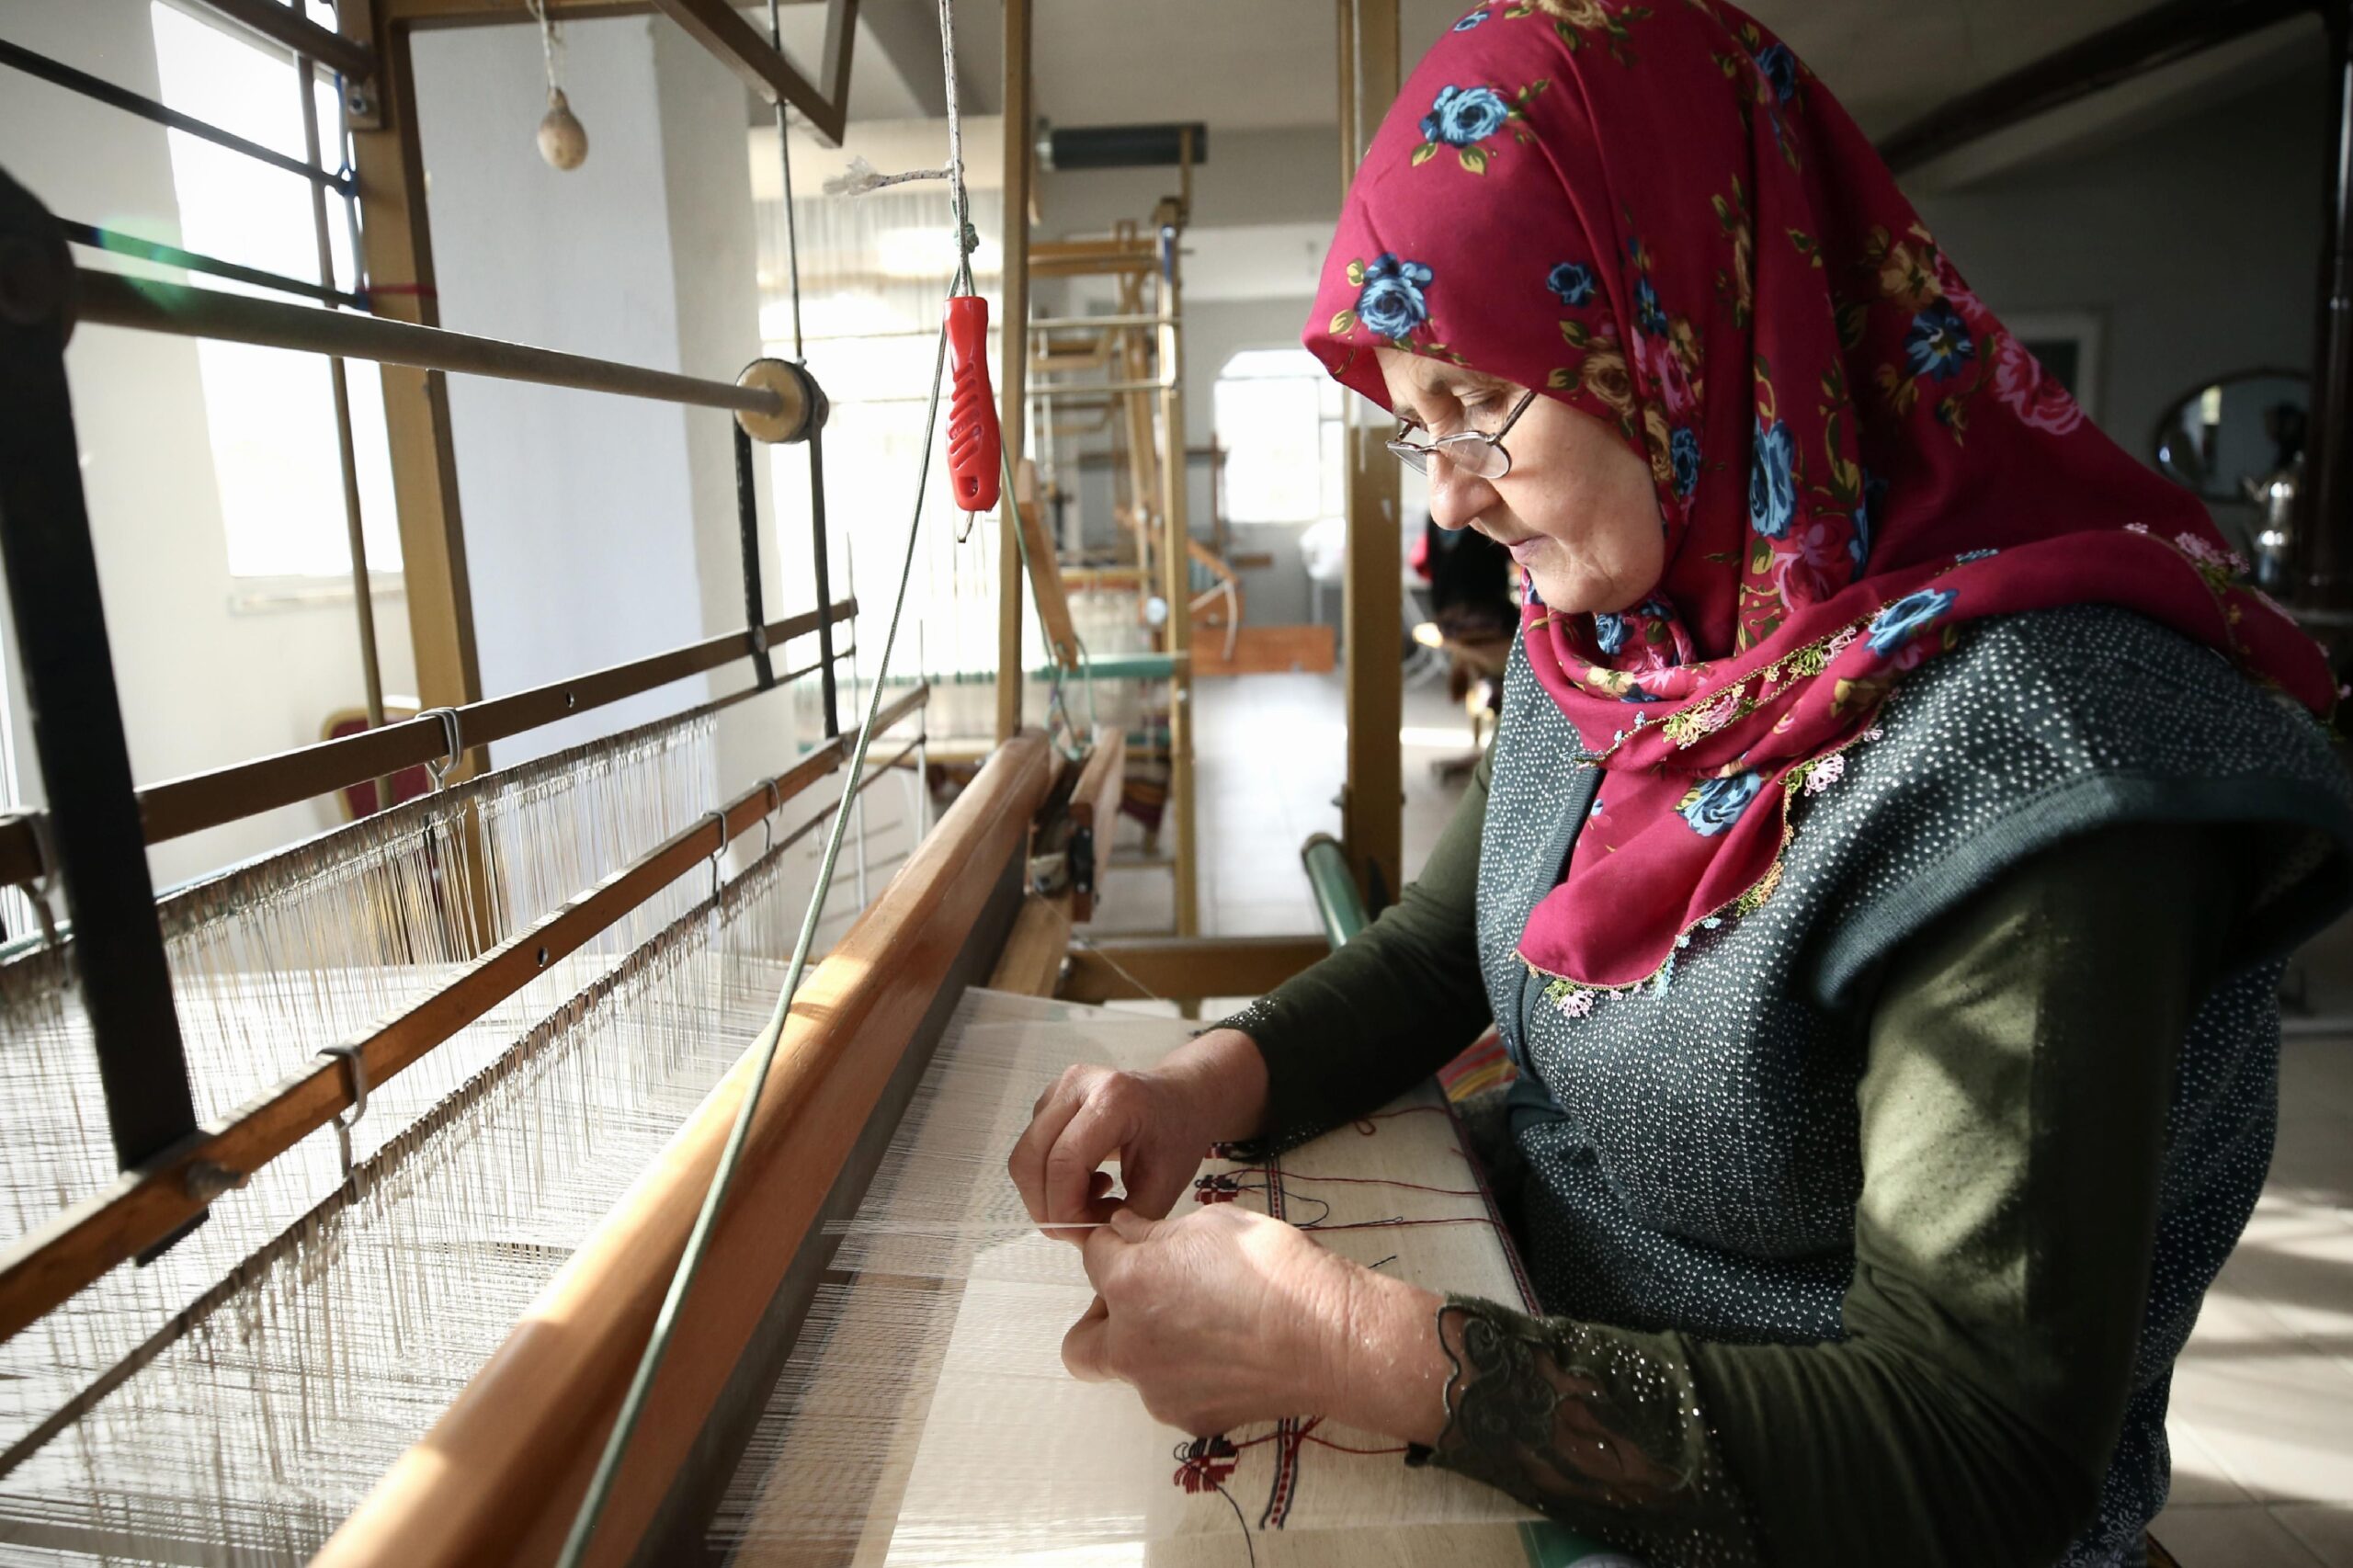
xmin=525 ymin=0 xmax=561 ymax=97
xmin=766 ymin=0 xmax=805 ymax=363
xmin=936 ymin=0 xmax=977 ymax=299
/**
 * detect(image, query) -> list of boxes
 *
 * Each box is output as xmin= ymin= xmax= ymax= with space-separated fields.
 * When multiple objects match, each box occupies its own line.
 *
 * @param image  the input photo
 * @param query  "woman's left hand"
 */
xmin=1062 ymin=1207 xmax=1448 ymax=1443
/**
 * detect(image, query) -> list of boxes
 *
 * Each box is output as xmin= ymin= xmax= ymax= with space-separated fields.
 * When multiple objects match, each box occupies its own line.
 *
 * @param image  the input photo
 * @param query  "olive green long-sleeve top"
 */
xmin=1230 ymin=744 xmax=2245 ymax=1566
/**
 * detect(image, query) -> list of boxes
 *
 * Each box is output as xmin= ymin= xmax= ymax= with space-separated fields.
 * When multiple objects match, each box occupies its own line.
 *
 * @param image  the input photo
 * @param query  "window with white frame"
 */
xmin=1213 ymin=348 xmax=1345 ymax=527
xmin=149 ymin=2 xmax=402 ymax=582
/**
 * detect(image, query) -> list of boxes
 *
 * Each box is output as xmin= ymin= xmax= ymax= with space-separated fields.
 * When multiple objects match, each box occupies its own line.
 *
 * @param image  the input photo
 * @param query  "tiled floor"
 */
xmin=1129 ymin=665 xmax=2353 ymax=1565
xmin=1090 ymin=665 xmax=1476 ymax=940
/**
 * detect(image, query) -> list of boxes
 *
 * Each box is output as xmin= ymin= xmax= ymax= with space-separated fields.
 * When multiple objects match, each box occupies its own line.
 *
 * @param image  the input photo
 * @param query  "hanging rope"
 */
xmin=766 ymin=0 xmax=805 ymax=362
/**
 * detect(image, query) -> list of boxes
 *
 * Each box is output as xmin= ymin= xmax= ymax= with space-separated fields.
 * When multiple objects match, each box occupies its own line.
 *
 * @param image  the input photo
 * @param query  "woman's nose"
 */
xmin=1426 ymin=455 xmax=1495 ymax=532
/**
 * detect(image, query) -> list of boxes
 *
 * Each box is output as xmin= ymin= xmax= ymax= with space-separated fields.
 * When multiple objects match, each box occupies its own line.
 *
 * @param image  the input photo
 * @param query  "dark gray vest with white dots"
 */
xmin=1475 ymin=605 xmax=2353 ymax=1566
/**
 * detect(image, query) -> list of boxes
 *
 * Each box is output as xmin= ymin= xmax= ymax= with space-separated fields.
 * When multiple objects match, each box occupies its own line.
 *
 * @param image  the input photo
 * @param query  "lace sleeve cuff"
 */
xmin=1408 ymin=1297 xmax=1764 ymax=1567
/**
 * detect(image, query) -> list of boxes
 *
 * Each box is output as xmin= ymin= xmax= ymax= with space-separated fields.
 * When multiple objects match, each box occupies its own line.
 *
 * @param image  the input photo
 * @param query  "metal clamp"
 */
xmin=705 ymin=809 xmax=730 ymax=899
xmin=315 ymin=1041 xmax=369 ymax=1178
xmin=419 ymin=706 xmax=463 ymax=791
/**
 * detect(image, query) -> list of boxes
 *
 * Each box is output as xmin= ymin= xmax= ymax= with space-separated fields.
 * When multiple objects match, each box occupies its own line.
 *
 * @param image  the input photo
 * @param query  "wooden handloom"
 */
xmin=0 ymin=2 xmax=1526 ymax=1562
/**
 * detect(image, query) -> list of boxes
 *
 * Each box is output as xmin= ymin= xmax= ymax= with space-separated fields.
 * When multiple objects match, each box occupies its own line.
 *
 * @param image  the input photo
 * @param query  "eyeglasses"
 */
xmin=1387 ymin=389 xmax=1539 ymax=480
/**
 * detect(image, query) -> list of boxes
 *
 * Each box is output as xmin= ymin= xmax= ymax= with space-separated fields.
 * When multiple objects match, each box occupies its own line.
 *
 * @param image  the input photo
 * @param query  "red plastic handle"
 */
xmin=944 ymin=295 xmax=1001 ymax=514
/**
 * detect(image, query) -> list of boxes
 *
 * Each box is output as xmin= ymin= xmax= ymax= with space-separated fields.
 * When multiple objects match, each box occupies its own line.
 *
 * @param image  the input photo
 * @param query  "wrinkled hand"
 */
xmin=1061 ymin=1207 xmax=1388 ymax=1437
xmin=1008 ymin=1032 xmax=1266 ymax=1240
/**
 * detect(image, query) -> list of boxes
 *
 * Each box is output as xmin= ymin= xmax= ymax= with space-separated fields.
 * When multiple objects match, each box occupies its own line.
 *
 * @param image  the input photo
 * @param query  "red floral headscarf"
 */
xmin=1305 ymin=0 xmax=2336 ymax=1000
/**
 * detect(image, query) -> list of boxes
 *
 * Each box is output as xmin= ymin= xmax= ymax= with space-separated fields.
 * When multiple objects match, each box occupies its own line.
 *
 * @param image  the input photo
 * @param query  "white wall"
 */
xmin=415 ymin=14 xmax=915 ymax=937
xmin=0 ymin=0 xmax=419 ymax=893
xmin=414 ymin=18 xmax=719 ymax=767
xmin=1906 ymin=69 xmax=2329 ymax=479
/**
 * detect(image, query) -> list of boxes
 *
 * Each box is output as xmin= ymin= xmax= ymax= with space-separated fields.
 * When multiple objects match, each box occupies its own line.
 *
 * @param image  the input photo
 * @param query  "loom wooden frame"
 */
xmin=369 ymin=0 xmax=861 ymax=146
xmin=0 ymin=684 xmax=928 ymax=1347
xmin=1061 ymin=935 xmax=1329 ymax=1005
xmin=0 ymin=600 xmax=857 ymax=889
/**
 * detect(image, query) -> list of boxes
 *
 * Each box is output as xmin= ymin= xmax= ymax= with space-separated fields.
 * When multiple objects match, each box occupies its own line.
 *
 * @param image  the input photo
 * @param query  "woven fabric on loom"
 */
xmin=710 ymin=989 xmax=1555 ymax=1567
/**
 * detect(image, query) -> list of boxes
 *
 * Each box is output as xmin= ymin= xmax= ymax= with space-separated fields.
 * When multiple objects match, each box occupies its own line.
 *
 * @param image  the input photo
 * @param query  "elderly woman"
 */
xmin=1008 ymin=4 xmax=2353 ymax=1563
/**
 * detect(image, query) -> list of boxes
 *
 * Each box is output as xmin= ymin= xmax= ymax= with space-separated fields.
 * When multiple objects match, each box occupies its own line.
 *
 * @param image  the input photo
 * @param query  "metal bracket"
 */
xmin=1069 ymin=821 xmax=1097 ymax=904
xmin=808 ymin=423 xmax=840 ymax=737
xmin=340 ymin=74 xmax=381 ymax=131
xmin=733 ymin=422 xmax=777 ymax=691
xmin=705 ymin=809 xmax=731 ymax=899
xmin=759 ymin=777 xmax=782 ymax=857
xmin=420 ymin=705 xmax=462 ymax=790
xmin=315 ymin=1041 xmax=370 ymax=1177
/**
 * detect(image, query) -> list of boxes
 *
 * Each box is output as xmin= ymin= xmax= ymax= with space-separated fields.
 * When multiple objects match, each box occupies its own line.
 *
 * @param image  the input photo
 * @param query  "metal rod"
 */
xmin=0 ymin=686 xmax=931 ymax=1351
xmin=1301 ymin=832 xmax=1370 ymax=949
xmin=299 ymin=56 xmax=392 ymax=817
xmin=0 ymin=170 xmax=201 ymax=1187
xmin=57 ymin=220 xmax=369 ymax=309
xmin=0 ymin=40 xmax=355 ymax=195
xmin=71 ymin=268 xmax=787 ymax=417
xmin=0 ymin=599 xmax=859 ymax=887
xmin=184 ymin=0 xmax=376 ymax=83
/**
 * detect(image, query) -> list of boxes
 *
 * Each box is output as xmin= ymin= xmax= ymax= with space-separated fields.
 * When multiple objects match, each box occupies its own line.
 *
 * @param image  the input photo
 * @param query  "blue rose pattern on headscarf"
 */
xmin=1670 ymin=426 xmax=1702 ymax=498
xmin=1850 ymin=472 xmax=1887 ymax=572
xmin=1633 ymin=277 xmax=1669 ymax=338
xmin=1452 ymin=7 xmax=1487 ymax=29
xmin=1592 ymin=612 xmax=1630 ymax=655
xmin=1754 ymin=42 xmax=1798 ymax=102
xmin=1904 ymin=301 xmax=1973 ymax=381
xmin=1356 ymin=254 xmax=1433 ymax=340
xmin=1677 ymin=770 xmax=1765 ymax=835
xmin=1747 ymin=417 xmax=1797 ymax=537
xmin=1422 ymin=85 xmax=1510 ymax=147
xmin=1866 ymin=587 xmax=1957 ymax=653
xmin=1548 ymin=260 xmax=1597 ymax=307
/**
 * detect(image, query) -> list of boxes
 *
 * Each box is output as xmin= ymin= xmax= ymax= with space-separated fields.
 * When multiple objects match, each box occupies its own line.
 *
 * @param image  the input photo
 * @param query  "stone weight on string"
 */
xmin=538 ymin=87 xmax=588 ymax=171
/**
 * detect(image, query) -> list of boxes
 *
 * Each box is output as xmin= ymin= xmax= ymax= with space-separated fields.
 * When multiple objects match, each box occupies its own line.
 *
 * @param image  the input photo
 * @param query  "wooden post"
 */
xmin=345 ymin=0 xmax=483 ymax=734
xmin=1336 ymin=0 xmax=1402 ymax=912
xmin=346 ymin=0 xmax=494 ymax=947
xmin=1156 ymin=214 xmax=1199 ymax=941
xmin=995 ymin=0 xmax=1031 ymax=741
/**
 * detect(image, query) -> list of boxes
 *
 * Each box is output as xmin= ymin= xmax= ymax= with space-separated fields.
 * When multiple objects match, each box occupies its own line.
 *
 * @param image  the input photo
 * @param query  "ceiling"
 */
xmin=817 ymin=0 xmax=2320 ymax=152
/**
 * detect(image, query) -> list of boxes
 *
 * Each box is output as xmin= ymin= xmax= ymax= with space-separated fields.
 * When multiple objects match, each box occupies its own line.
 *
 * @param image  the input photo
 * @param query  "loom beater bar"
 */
xmin=0 ymin=684 xmax=927 ymax=1350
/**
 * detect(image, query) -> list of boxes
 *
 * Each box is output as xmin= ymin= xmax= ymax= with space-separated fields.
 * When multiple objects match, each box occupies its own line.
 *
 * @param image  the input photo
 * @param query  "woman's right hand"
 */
xmin=1007 ymin=1027 xmax=1269 ymax=1242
